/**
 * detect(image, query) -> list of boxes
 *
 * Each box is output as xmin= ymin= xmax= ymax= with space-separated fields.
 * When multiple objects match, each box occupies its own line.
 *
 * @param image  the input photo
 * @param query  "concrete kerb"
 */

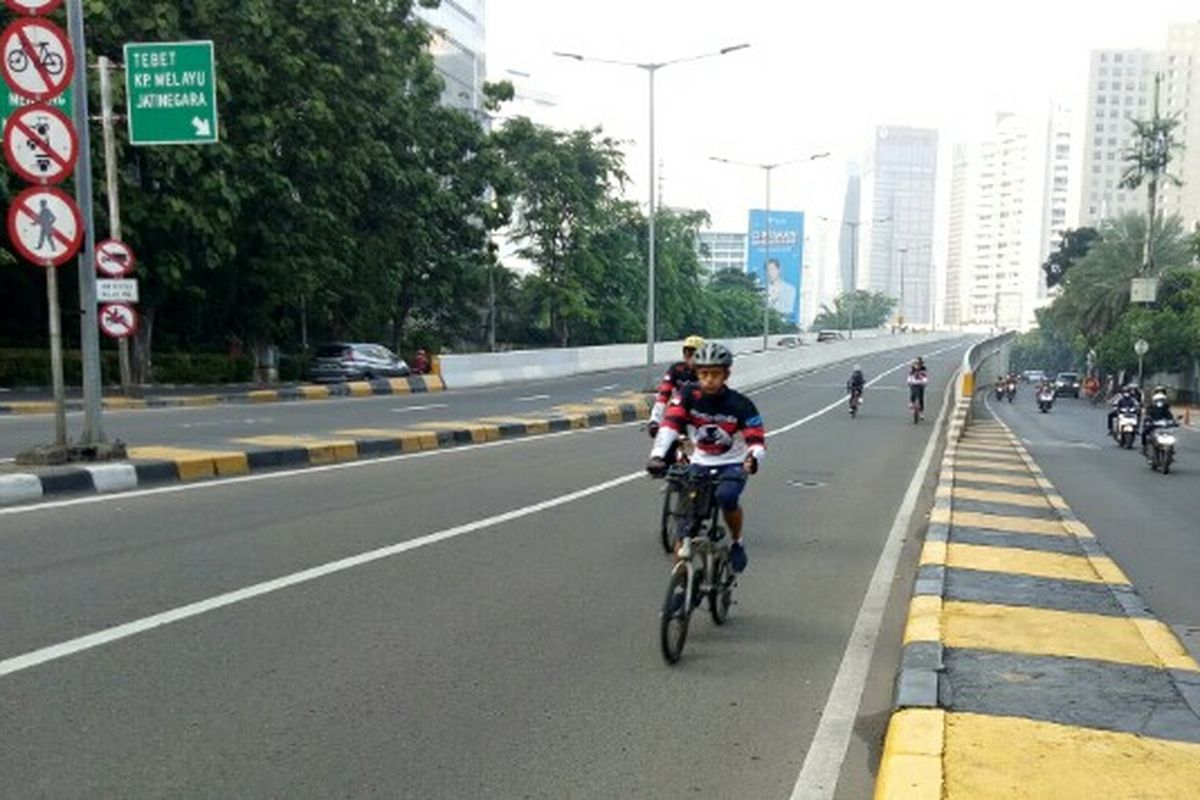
xmin=0 ymin=397 xmax=651 ymax=508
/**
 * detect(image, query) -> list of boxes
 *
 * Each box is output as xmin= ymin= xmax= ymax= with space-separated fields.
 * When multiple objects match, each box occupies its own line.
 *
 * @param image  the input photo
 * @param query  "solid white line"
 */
xmin=0 ymin=471 xmax=645 ymax=680
xmin=789 ymin=368 xmax=958 ymax=800
xmin=389 ymin=403 xmax=449 ymax=414
xmin=0 ymin=347 xmax=967 ymax=679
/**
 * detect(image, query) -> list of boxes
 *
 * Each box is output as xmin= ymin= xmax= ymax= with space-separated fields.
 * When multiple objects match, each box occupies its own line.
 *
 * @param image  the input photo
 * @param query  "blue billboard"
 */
xmin=747 ymin=209 xmax=805 ymax=325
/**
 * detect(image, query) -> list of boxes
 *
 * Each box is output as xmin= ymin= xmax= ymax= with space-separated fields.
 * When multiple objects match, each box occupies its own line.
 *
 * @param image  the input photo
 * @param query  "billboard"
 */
xmin=747 ymin=209 xmax=805 ymax=325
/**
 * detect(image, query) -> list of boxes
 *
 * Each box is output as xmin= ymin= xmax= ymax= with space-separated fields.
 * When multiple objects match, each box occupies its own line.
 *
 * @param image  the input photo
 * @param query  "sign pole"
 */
xmin=98 ymin=55 xmax=130 ymax=393
xmin=45 ymin=264 xmax=67 ymax=445
xmin=65 ymin=0 xmax=104 ymax=443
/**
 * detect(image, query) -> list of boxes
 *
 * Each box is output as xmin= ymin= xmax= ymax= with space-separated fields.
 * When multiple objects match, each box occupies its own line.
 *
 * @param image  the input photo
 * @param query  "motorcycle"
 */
xmin=1142 ymin=420 xmax=1178 ymax=475
xmin=1112 ymin=409 xmax=1139 ymax=449
xmin=994 ymin=384 xmax=1006 ymax=401
xmin=1005 ymin=381 xmax=1017 ymax=403
xmin=1037 ymin=387 xmax=1055 ymax=413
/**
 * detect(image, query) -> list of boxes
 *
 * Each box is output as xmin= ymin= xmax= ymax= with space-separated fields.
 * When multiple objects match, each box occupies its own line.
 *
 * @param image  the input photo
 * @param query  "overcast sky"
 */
xmin=488 ymin=0 xmax=1198 ymax=233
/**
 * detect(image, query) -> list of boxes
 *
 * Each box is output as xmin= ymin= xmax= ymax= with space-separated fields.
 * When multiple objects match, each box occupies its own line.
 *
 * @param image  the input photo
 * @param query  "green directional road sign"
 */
xmin=1 ymin=86 xmax=72 ymax=125
xmin=123 ymin=40 xmax=218 ymax=146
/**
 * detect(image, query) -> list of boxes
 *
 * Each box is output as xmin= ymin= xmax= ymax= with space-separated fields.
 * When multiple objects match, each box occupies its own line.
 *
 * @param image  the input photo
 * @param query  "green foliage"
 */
xmin=1095 ymin=306 xmax=1194 ymax=376
xmin=811 ymin=290 xmax=897 ymax=331
xmin=1042 ymin=227 xmax=1099 ymax=289
xmin=1010 ymin=309 xmax=1079 ymax=374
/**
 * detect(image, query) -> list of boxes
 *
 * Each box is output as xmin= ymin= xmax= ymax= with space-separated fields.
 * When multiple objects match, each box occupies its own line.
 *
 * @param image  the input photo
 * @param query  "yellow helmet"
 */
xmin=683 ymin=335 xmax=705 ymax=351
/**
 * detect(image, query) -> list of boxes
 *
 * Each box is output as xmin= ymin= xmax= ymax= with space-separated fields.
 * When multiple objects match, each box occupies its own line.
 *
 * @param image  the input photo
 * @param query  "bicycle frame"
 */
xmin=666 ymin=466 xmax=732 ymax=608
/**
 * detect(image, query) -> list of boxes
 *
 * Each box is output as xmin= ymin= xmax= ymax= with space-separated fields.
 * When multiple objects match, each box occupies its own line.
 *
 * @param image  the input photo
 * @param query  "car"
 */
xmin=1054 ymin=371 xmax=1081 ymax=398
xmin=1022 ymin=369 xmax=1047 ymax=384
xmin=815 ymin=330 xmax=845 ymax=343
xmin=310 ymin=343 xmax=410 ymax=383
xmin=776 ymin=335 xmax=802 ymax=348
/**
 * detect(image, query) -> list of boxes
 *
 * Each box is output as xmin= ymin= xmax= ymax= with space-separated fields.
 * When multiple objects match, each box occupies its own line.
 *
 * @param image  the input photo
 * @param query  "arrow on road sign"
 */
xmin=6 ymin=185 xmax=82 ymax=267
xmin=3 ymin=102 xmax=76 ymax=184
xmin=191 ymin=117 xmax=211 ymax=137
xmin=1 ymin=18 xmax=74 ymax=102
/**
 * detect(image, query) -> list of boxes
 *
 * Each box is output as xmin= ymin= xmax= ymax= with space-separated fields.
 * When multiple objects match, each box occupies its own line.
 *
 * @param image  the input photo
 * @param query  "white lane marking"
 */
xmin=0 ymin=472 xmax=645 ymax=680
xmin=593 ymin=384 xmax=620 ymax=392
xmin=390 ymin=403 xmax=450 ymax=414
xmin=790 ymin=366 xmax=958 ymax=799
xmin=515 ymin=394 xmax=551 ymax=402
xmin=0 ymin=347 xmax=967 ymax=678
xmin=181 ymin=418 xmax=273 ymax=430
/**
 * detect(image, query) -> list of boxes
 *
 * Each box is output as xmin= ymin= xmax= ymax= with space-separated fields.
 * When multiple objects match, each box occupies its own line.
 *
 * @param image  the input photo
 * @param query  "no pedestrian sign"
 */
xmin=1 ymin=18 xmax=73 ymax=102
xmin=3 ymin=102 xmax=76 ymax=184
xmin=124 ymin=41 xmax=218 ymax=146
xmin=6 ymin=185 xmax=82 ymax=267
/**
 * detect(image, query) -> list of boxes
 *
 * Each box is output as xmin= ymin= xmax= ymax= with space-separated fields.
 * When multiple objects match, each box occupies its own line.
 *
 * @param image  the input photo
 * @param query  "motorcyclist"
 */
xmin=646 ymin=342 xmax=765 ymax=573
xmin=1107 ymin=387 xmax=1140 ymax=435
xmin=907 ymin=357 xmax=929 ymax=418
xmin=1142 ymin=389 xmax=1178 ymax=449
xmin=648 ymin=335 xmax=704 ymax=440
xmin=846 ymin=363 xmax=866 ymax=407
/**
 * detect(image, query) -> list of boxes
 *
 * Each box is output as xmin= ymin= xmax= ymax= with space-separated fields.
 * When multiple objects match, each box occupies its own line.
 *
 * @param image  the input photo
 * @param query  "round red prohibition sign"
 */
xmin=4 ymin=0 xmax=65 ymax=15
xmin=7 ymin=185 xmax=83 ymax=268
xmin=99 ymin=302 xmax=138 ymax=339
xmin=3 ymin=102 xmax=76 ymax=185
xmin=96 ymin=238 xmax=135 ymax=277
xmin=1 ymin=18 xmax=74 ymax=102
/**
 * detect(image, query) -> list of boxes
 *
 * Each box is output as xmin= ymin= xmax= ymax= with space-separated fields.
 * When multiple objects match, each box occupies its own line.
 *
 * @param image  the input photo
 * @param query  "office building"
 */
xmin=860 ymin=126 xmax=939 ymax=327
xmin=697 ymin=231 xmax=747 ymax=274
xmin=837 ymin=170 xmax=861 ymax=295
xmin=945 ymin=145 xmax=968 ymax=327
xmin=415 ymin=0 xmax=486 ymax=112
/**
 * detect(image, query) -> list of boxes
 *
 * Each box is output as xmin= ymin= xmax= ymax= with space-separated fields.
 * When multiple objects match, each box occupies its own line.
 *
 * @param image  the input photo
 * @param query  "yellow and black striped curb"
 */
xmin=0 ymin=395 xmax=650 ymax=506
xmin=0 ymin=375 xmax=445 ymax=416
xmin=875 ymin=413 xmax=1200 ymax=798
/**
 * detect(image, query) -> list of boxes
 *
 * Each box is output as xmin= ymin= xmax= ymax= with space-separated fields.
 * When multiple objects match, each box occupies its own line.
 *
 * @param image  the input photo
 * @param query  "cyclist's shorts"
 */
xmin=690 ymin=463 xmax=747 ymax=512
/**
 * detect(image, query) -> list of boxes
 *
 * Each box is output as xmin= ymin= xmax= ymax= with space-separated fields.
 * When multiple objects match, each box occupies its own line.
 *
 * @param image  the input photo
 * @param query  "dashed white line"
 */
xmin=389 ymin=403 xmax=450 ymax=414
xmin=593 ymin=383 xmax=620 ymax=392
xmin=515 ymin=394 xmax=551 ymax=402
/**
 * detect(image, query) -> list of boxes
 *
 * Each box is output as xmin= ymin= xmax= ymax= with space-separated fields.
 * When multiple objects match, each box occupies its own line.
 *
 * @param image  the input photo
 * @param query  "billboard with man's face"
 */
xmin=746 ymin=210 xmax=805 ymax=325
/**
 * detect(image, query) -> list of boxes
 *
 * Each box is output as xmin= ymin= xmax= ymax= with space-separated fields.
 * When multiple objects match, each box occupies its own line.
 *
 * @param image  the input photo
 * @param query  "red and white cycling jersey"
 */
xmin=651 ymin=383 xmax=766 ymax=467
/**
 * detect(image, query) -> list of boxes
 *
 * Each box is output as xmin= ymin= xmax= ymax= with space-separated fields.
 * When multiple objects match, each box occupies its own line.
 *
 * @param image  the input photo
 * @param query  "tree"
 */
xmin=1042 ymin=227 xmax=1099 ymax=288
xmin=1119 ymin=74 xmax=1184 ymax=273
xmin=811 ymin=290 xmax=897 ymax=330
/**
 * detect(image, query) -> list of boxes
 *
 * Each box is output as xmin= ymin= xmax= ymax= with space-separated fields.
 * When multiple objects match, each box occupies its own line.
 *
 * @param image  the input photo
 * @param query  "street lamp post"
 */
xmin=555 ymin=44 xmax=749 ymax=383
xmin=710 ymin=152 xmax=829 ymax=351
xmin=817 ymin=215 xmax=890 ymax=338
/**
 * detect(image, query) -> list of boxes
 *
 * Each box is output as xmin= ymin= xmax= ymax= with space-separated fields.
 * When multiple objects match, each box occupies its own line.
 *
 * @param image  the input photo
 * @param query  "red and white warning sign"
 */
xmin=2 ymin=103 xmax=75 ymax=184
xmin=95 ymin=238 xmax=135 ymax=277
xmin=4 ymin=0 xmax=65 ymax=15
xmin=99 ymin=302 xmax=137 ymax=339
xmin=1 ymin=18 xmax=73 ymax=102
xmin=6 ymin=184 xmax=82 ymax=267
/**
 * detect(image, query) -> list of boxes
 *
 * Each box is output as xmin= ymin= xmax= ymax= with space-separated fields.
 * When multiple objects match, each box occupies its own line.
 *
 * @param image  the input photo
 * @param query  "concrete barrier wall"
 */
xmin=440 ymin=330 xmax=951 ymax=391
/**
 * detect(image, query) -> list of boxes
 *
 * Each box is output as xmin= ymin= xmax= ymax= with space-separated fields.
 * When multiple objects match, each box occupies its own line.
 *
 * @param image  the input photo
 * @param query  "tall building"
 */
xmin=944 ymin=145 xmax=969 ymax=328
xmin=837 ymin=170 xmax=861 ymax=295
xmin=697 ymin=231 xmax=747 ymax=274
xmin=860 ymin=126 xmax=939 ymax=327
xmin=415 ymin=0 xmax=487 ymax=112
xmin=1080 ymin=22 xmax=1200 ymax=232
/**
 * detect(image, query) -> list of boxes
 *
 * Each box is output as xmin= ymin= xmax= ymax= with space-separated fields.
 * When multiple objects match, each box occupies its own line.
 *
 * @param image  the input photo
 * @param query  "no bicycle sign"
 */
xmin=1 ymin=18 xmax=73 ymax=102
xmin=4 ymin=0 xmax=65 ymax=14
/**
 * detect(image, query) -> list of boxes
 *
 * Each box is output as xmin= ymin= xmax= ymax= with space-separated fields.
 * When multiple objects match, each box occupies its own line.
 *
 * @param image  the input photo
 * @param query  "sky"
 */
xmin=488 ymin=0 xmax=1199 ymax=234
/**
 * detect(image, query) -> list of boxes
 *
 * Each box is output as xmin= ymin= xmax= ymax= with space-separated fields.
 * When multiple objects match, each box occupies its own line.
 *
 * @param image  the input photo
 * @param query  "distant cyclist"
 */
xmin=846 ymin=363 xmax=866 ymax=413
xmin=648 ymin=334 xmax=704 ymax=442
xmin=646 ymin=342 xmax=765 ymax=573
xmin=907 ymin=357 xmax=929 ymax=419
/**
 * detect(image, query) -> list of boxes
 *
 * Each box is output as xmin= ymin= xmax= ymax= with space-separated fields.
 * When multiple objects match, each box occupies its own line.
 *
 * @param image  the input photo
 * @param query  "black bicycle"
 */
xmin=660 ymin=465 xmax=737 ymax=664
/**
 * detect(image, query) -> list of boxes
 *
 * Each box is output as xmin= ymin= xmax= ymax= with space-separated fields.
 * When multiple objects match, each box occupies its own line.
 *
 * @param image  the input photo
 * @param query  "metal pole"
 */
xmin=646 ymin=66 xmax=657 ymax=378
xmin=67 ymin=0 xmax=105 ymax=443
xmin=46 ymin=268 xmax=67 ymax=447
xmin=762 ymin=166 xmax=772 ymax=352
xmin=1138 ymin=353 xmax=1144 ymax=390
xmin=487 ymin=262 xmax=496 ymax=352
xmin=99 ymin=56 xmax=132 ymax=395
xmin=898 ymin=246 xmax=907 ymax=330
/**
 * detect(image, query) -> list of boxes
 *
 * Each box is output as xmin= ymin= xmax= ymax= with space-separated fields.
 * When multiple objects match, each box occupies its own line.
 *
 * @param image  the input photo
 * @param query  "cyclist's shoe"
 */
xmin=730 ymin=540 xmax=748 ymax=573
xmin=691 ymin=570 xmax=704 ymax=608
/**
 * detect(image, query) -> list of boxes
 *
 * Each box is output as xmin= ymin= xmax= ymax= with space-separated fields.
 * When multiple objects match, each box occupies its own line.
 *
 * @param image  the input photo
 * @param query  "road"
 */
xmin=0 ymin=339 xmax=969 ymax=798
xmin=987 ymin=391 xmax=1200 ymax=663
xmin=0 ymin=365 xmax=663 ymax=459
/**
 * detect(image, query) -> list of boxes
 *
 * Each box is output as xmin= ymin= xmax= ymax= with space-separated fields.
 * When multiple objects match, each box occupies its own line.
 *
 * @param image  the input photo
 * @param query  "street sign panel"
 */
xmin=124 ymin=41 xmax=218 ymax=146
xmin=1130 ymin=277 xmax=1158 ymax=304
xmin=95 ymin=238 xmax=135 ymax=276
xmin=3 ymin=102 xmax=75 ymax=184
xmin=99 ymin=302 xmax=137 ymax=339
xmin=0 ymin=84 xmax=69 ymax=125
xmin=4 ymin=0 xmax=64 ymax=14
xmin=1 ymin=18 xmax=73 ymax=102
xmin=6 ymin=184 xmax=82 ymax=267
xmin=96 ymin=278 xmax=138 ymax=303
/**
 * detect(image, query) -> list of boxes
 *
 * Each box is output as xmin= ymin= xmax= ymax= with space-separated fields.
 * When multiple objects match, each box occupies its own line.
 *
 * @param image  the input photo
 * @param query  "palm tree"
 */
xmin=1118 ymin=73 xmax=1184 ymax=273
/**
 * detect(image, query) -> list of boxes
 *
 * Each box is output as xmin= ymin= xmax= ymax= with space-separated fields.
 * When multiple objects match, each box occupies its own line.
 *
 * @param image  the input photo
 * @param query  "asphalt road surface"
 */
xmin=988 ymin=391 xmax=1200 ymax=664
xmin=0 ymin=339 xmax=970 ymax=798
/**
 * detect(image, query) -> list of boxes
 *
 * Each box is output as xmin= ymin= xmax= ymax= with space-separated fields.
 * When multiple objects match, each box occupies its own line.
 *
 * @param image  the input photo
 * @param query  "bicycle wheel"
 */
xmin=43 ymin=53 xmax=64 ymax=76
xmin=709 ymin=555 xmax=733 ymax=625
xmin=7 ymin=49 xmax=28 ymax=73
xmin=660 ymin=566 xmax=690 ymax=664
xmin=659 ymin=484 xmax=677 ymax=554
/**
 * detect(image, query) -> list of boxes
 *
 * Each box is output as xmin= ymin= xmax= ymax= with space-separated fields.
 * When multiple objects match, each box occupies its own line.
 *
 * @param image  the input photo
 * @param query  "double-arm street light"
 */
xmin=709 ymin=152 xmax=829 ymax=351
xmin=816 ymin=214 xmax=891 ymax=338
xmin=554 ymin=44 xmax=750 ymax=379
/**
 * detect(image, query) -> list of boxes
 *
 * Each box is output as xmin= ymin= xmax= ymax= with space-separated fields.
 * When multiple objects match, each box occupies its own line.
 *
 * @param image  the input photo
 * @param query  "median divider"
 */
xmin=0 ymin=375 xmax=445 ymax=416
xmin=0 ymin=394 xmax=650 ymax=507
xmin=875 ymin=342 xmax=1200 ymax=798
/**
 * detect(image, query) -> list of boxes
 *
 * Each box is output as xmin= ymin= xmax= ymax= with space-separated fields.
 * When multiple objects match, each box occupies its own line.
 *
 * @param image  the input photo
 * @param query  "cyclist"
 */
xmin=907 ymin=357 xmax=929 ymax=418
xmin=648 ymin=334 xmax=704 ymax=443
xmin=646 ymin=342 xmax=765 ymax=573
xmin=846 ymin=363 xmax=866 ymax=412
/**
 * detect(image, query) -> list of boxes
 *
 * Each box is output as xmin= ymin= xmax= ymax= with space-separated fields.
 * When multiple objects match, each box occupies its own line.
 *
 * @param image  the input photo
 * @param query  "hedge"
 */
xmin=0 ymin=349 xmax=254 ymax=387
